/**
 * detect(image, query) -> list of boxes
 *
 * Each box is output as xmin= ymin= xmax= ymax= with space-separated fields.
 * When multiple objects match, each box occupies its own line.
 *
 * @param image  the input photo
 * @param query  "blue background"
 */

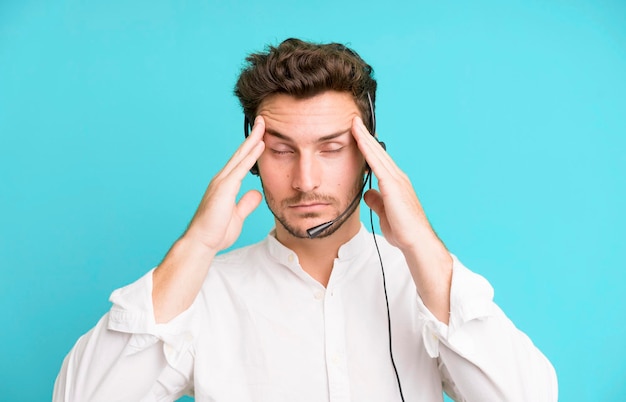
xmin=1 ymin=0 xmax=624 ymax=401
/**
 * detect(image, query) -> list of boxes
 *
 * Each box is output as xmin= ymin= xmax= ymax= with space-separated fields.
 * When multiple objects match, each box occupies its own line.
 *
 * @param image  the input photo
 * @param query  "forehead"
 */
xmin=257 ymin=91 xmax=360 ymax=138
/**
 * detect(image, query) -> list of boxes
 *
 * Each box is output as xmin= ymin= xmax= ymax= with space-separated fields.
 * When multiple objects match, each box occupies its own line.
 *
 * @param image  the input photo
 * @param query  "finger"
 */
xmin=363 ymin=189 xmax=385 ymax=217
xmin=352 ymin=117 xmax=414 ymax=200
xmin=357 ymin=116 xmax=397 ymax=173
xmin=364 ymin=189 xmax=393 ymax=239
xmin=236 ymin=190 xmax=263 ymax=220
xmin=228 ymin=116 xmax=265 ymax=166
xmin=351 ymin=117 xmax=397 ymax=178
xmin=220 ymin=116 xmax=266 ymax=177
xmin=228 ymin=140 xmax=265 ymax=182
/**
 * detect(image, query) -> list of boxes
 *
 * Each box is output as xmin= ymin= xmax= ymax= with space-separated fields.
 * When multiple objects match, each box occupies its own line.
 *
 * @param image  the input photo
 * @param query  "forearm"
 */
xmin=152 ymin=116 xmax=264 ymax=323
xmin=53 ymin=315 xmax=168 ymax=402
xmin=419 ymin=259 xmax=558 ymax=401
xmin=55 ymin=267 xmax=198 ymax=401
xmin=152 ymin=235 xmax=217 ymax=323
xmin=438 ymin=307 xmax=558 ymax=401
xmin=402 ymin=229 xmax=453 ymax=324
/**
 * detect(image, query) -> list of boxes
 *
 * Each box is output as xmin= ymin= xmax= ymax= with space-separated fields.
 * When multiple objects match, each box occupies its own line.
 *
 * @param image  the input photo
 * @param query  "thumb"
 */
xmin=236 ymin=190 xmax=263 ymax=220
xmin=363 ymin=189 xmax=385 ymax=218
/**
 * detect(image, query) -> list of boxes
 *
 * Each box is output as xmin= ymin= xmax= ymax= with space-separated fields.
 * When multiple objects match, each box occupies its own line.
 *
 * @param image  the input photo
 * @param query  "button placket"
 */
xmin=323 ymin=279 xmax=351 ymax=401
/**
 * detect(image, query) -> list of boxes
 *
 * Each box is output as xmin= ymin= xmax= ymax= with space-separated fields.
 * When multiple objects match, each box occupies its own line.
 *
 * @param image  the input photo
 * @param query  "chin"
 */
xmin=282 ymin=216 xmax=353 ymax=240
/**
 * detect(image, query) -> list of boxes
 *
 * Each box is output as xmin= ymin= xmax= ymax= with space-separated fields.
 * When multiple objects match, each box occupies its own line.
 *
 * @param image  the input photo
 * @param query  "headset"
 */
xmin=242 ymin=92 xmax=406 ymax=401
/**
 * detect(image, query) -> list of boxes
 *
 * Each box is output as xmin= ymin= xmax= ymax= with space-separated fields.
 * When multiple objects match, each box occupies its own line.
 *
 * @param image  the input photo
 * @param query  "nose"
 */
xmin=291 ymin=153 xmax=320 ymax=193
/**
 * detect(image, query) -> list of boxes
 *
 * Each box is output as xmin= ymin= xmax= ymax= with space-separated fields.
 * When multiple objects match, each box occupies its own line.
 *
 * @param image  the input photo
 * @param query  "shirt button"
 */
xmin=287 ymin=254 xmax=295 ymax=263
xmin=314 ymin=290 xmax=324 ymax=300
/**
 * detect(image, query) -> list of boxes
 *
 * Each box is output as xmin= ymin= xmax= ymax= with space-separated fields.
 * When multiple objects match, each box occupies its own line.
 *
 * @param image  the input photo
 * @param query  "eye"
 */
xmin=270 ymin=147 xmax=294 ymax=155
xmin=320 ymin=142 xmax=345 ymax=153
xmin=320 ymin=143 xmax=345 ymax=153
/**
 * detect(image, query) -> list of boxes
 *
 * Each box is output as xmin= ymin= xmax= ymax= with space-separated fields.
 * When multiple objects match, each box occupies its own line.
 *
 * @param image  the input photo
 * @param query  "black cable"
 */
xmin=368 ymin=175 xmax=406 ymax=402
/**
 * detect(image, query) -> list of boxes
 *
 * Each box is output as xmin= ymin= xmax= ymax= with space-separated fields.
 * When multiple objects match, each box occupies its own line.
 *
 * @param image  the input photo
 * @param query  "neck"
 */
xmin=274 ymin=211 xmax=361 ymax=286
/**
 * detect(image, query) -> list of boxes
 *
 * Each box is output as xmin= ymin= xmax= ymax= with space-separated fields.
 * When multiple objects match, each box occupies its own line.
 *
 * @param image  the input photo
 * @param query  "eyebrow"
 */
xmin=265 ymin=128 xmax=350 ymax=143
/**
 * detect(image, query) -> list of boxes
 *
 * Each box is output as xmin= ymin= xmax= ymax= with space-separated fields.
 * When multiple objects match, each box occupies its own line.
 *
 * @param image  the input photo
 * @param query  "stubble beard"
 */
xmin=262 ymin=176 xmax=365 ymax=239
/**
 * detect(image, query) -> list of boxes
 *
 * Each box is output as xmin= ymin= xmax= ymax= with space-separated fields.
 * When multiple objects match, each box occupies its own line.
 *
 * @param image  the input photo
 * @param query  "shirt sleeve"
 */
xmin=415 ymin=256 xmax=558 ymax=402
xmin=53 ymin=269 xmax=196 ymax=402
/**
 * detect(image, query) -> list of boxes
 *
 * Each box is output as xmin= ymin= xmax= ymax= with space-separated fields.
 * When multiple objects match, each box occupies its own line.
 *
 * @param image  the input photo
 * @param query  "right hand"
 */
xmin=183 ymin=116 xmax=266 ymax=254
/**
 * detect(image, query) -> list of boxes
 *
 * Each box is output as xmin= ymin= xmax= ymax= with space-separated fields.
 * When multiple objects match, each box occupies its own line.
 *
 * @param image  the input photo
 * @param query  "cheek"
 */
xmin=257 ymin=154 xmax=290 ymax=185
xmin=257 ymin=151 xmax=285 ymax=178
xmin=343 ymin=149 xmax=366 ymax=174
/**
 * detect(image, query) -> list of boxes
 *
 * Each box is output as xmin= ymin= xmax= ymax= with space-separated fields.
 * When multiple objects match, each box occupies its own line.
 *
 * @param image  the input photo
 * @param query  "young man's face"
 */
xmin=256 ymin=91 xmax=366 ymax=240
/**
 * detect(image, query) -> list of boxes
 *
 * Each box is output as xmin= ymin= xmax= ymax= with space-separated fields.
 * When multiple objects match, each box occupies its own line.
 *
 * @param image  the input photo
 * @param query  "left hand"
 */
xmin=351 ymin=116 xmax=441 ymax=254
xmin=351 ymin=116 xmax=453 ymax=323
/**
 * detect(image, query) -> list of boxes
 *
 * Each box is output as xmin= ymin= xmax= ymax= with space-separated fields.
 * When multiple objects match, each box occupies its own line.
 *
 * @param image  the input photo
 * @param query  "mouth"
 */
xmin=289 ymin=202 xmax=329 ymax=212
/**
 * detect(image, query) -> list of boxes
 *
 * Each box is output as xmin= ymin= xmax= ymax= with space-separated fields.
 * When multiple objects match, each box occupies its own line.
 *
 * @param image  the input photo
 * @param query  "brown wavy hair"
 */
xmin=234 ymin=38 xmax=377 ymax=133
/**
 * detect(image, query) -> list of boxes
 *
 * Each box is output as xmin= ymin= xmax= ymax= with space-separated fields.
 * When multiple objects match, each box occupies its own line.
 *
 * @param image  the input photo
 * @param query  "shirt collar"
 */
xmin=265 ymin=223 xmax=371 ymax=266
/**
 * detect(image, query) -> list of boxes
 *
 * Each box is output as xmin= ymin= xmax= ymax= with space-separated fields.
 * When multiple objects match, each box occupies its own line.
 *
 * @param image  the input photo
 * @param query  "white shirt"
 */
xmin=54 ymin=225 xmax=557 ymax=402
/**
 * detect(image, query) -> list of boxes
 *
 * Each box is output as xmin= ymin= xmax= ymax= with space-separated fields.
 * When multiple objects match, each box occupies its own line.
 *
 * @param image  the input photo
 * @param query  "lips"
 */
xmin=289 ymin=203 xmax=329 ymax=211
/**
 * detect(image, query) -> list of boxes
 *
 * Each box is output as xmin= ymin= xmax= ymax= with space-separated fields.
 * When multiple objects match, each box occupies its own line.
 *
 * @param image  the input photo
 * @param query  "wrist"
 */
xmin=399 ymin=226 xmax=449 ymax=263
xmin=403 ymin=240 xmax=452 ymax=324
xmin=153 ymin=234 xmax=218 ymax=324
xmin=173 ymin=233 xmax=219 ymax=263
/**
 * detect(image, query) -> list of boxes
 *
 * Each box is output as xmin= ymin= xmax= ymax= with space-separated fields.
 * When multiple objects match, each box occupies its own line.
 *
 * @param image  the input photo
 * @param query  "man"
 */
xmin=54 ymin=38 xmax=557 ymax=401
